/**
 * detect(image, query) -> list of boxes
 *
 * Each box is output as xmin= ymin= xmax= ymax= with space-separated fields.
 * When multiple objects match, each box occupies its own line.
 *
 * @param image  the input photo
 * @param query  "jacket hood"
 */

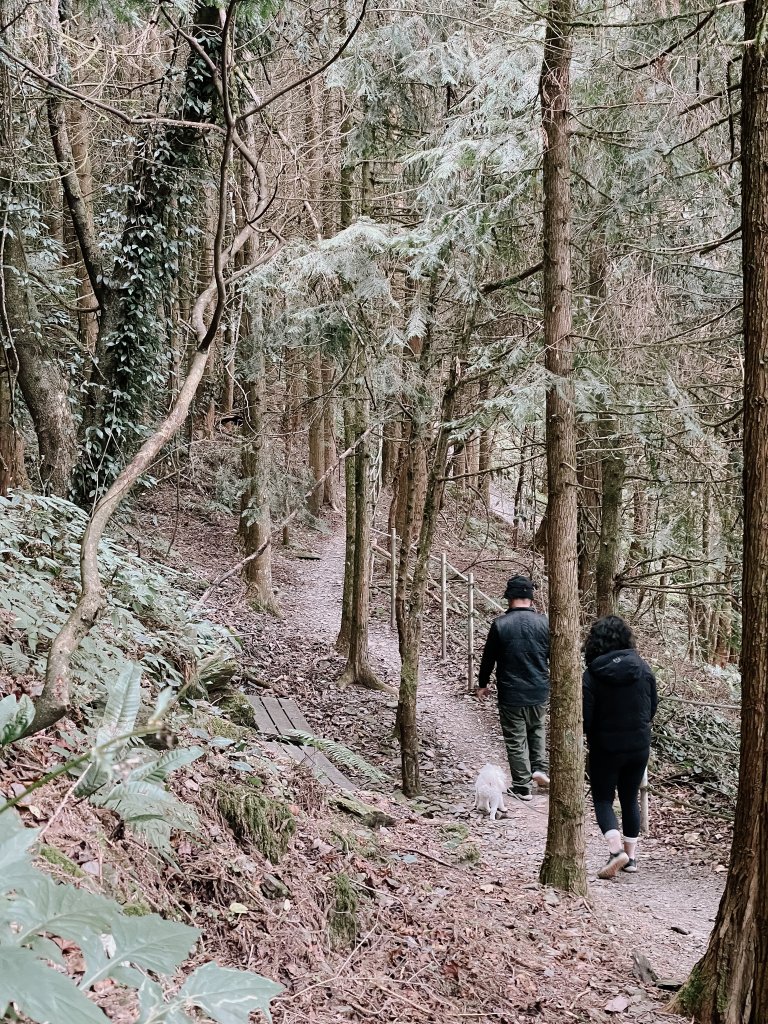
xmin=587 ymin=648 xmax=645 ymax=687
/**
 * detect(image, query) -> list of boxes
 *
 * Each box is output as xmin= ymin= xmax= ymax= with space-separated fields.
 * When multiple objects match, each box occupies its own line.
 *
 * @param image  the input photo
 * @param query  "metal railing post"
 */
xmin=467 ymin=572 xmax=475 ymax=693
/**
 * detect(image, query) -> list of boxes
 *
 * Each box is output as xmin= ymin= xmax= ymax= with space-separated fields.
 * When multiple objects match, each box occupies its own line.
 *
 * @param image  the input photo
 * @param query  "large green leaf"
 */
xmin=0 ymin=809 xmax=38 ymax=884
xmin=81 ymin=913 xmax=199 ymax=989
xmin=98 ymin=661 xmax=143 ymax=741
xmin=0 ymin=947 xmax=109 ymax=1024
xmin=179 ymin=963 xmax=284 ymax=1024
xmin=129 ymin=745 xmax=205 ymax=784
xmin=138 ymin=977 xmax=195 ymax=1024
xmin=0 ymin=693 xmax=35 ymax=746
xmin=11 ymin=875 xmax=116 ymax=945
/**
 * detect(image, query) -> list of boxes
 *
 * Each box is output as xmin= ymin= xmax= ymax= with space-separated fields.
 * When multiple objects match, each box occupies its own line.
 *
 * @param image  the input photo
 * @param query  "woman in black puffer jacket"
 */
xmin=583 ymin=615 xmax=658 ymax=880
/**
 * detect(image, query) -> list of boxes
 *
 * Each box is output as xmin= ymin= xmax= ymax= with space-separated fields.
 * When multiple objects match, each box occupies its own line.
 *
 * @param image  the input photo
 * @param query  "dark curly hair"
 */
xmin=584 ymin=615 xmax=636 ymax=666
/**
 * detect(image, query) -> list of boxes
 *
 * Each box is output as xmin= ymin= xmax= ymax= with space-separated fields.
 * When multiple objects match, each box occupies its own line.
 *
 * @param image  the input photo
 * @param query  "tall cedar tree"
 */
xmin=538 ymin=0 xmax=587 ymax=894
xmin=670 ymin=0 xmax=768 ymax=1017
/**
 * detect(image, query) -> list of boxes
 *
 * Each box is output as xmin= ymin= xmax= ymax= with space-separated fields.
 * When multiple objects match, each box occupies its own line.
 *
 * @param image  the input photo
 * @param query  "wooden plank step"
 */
xmin=278 ymin=699 xmax=355 ymax=791
xmin=247 ymin=695 xmax=355 ymax=790
xmin=247 ymin=695 xmax=303 ymax=764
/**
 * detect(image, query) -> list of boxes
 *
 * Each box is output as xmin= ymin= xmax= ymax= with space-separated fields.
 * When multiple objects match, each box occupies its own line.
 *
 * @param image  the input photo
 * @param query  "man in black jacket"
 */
xmin=477 ymin=575 xmax=550 ymax=800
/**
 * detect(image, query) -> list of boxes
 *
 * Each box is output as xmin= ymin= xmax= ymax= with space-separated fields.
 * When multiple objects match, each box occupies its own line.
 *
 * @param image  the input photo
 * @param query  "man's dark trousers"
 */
xmin=498 ymin=703 xmax=548 ymax=793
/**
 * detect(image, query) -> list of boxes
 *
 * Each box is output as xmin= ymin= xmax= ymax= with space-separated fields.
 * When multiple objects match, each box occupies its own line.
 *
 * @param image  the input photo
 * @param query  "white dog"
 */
xmin=473 ymin=764 xmax=509 ymax=820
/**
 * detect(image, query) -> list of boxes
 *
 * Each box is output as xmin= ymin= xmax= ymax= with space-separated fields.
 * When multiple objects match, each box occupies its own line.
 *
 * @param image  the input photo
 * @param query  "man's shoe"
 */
xmin=622 ymin=858 xmax=638 ymax=873
xmin=532 ymin=770 xmax=550 ymax=788
xmin=597 ymin=851 xmax=630 ymax=879
xmin=508 ymin=786 xmax=532 ymax=802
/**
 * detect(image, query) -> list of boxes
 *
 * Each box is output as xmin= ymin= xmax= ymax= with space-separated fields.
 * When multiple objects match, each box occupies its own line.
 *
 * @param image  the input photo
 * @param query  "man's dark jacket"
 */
xmin=582 ymin=649 xmax=658 ymax=753
xmin=478 ymin=608 xmax=550 ymax=706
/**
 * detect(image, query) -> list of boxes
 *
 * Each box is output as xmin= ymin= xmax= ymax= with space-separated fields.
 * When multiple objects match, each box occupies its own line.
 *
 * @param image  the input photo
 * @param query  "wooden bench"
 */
xmin=247 ymin=695 xmax=354 ymax=791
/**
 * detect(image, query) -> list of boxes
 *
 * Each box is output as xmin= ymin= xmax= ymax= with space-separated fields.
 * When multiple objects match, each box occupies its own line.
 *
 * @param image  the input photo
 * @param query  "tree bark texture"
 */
xmin=307 ymin=351 xmax=325 ymax=516
xmin=0 ymin=60 xmax=77 ymax=496
xmin=595 ymin=417 xmax=625 ymax=618
xmin=395 ymin=339 xmax=463 ymax=797
xmin=340 ymin=378 xmax=381 ymax=690
xmin=322 ymin=358 xmax=338 ymax=507
xmin=242 ymin=340 xmax=279 ymax=615
xmin=538 ymin=0 xmax=587 ymax=895
xmin=336 ymin=391 xmax=356 ymax=654
xmin=671 ymin=5 xmax=768 ymax=1018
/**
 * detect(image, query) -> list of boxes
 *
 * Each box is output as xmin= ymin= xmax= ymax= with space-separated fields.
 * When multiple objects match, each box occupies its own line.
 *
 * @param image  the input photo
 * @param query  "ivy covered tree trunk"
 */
xmin=66 ymin=2 xmax=222 ymax=504
xmin=537 ymin=0 xmax=587 ymax=896
xmin=671 ymin=2 xmax=768 ymax=1017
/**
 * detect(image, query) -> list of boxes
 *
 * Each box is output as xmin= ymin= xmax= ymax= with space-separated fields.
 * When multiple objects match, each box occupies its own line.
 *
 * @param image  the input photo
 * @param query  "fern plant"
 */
xmin=0 ymin=808 xmax=282 ymax=1023
xmin=280 ymin=729 xmax=387 ymax=785
xmin=68 ymin=663 xmax=204 ymax=856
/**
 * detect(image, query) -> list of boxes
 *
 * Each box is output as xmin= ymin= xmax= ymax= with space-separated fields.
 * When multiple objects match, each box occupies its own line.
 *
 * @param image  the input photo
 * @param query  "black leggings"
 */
xmin=587 ymin=746 xmax=649 ymax=840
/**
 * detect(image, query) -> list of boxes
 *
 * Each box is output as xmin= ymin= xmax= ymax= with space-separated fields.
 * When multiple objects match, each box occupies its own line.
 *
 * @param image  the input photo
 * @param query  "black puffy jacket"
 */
xmin=478 ymin=608 xmax=550 ymax=707
xmin=583 ymin=649 xmax=658 ymax=753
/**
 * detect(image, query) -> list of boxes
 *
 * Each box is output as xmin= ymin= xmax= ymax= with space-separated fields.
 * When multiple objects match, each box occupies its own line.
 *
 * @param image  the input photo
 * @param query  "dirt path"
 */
xmin=274 ymin=519 xmax=723 ymax=983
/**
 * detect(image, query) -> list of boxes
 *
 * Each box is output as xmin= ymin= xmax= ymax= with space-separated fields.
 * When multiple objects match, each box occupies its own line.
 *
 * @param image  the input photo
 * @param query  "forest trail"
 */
xmin=274 ymin=516 xmax=725 ymax=983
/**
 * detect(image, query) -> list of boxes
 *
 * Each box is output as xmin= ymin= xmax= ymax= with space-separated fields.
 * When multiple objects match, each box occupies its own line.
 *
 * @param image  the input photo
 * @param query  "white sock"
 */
xmin=623 ymin=837 xmax=638 ymax=859
xmin=604 ymin=829 xmax=623 ymax=855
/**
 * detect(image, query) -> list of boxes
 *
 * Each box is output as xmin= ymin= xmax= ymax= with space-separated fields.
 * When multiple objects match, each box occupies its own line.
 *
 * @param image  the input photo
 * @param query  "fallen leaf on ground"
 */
xmin=605 ymin=994 xmax=630 ymax=1013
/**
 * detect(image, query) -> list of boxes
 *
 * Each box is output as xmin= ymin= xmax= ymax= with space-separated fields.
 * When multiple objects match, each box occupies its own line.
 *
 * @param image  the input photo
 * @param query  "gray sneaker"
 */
xmin=508 ymin=786 xmax=532 ymax=802
xmin=532 ymin=770 xmax=550 ymax=788
xmin=597 ymin=851 xmax=630 ymax=879
xmin=622 ymin=858 xmax=638 ymax=873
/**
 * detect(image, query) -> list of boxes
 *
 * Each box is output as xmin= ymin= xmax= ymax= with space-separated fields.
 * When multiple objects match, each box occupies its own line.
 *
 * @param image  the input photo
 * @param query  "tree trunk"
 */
xmin=595 ymin=418 xmax=625 ymax=618
xmin=0 ymin=224 xmax=77 ymax=497
xmin=0 ymin=61 xmax=77 ymax=496
xmin=307 ymin=350 xmax=325 ymax=516
xmin=395 ymin=355 xmax=461 ymax=796
xmin=66 ymin=103 xmax=98 ymax=353
xmin=0 ymin=369 xmax=25 ymax=496
xmin=577 ymin=441 xmax=601 ymax=611
xmin=339 ymin=381 xmax=381 ymax=690
xmin=537 ymin=0 xmax=587 ymax=895
xmin=241 ymin=311 xmax=279 ymax=615
xmin=321 ymin=358 xmax=338 ymax=507
xmin=671 ymin=6 xmax=768 ymax=1017
xmin=336 ymin=392 xmax=356 ymax=653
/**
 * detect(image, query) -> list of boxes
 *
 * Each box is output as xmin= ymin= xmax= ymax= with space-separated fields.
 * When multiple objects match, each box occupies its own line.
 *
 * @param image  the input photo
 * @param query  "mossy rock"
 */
xmin=191 ymin=710 xmax=251 ymax=743
xmin=216 ymin=781 xmax=295 ymax=863
xmin=328 ymin=871 xmax=359 ymax=949
xmin=331 ymin=793 xmax=395 ymax=829
xmin=215 ymin=689 xmax=257 ymax=729
xmin=38 ymin=844 xmax=86 ymax=879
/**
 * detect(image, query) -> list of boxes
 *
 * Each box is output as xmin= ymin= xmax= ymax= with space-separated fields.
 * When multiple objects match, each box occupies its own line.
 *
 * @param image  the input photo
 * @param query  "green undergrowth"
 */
xmin=328 ymin=871 xmax=360 ymax=948
xmin=0 ymin=491 xmax=238 ymax=714
xmin=215 ymin=779 xmax=296 ymax=863
xmin=653 ymin=701 xmax=739 ymax=799
xmin=38 ymin=844 xmax=86 ymax=879
xmin=441 ymin=822 xmax=481 ymax=865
